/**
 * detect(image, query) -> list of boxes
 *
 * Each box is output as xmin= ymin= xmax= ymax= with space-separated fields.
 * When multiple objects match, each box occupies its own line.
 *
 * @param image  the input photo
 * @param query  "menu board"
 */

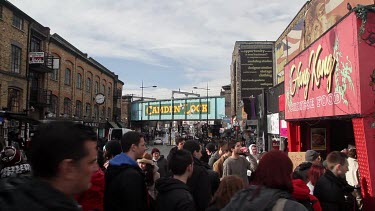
xmin=240 ymin=43 xmax=274 ymax=98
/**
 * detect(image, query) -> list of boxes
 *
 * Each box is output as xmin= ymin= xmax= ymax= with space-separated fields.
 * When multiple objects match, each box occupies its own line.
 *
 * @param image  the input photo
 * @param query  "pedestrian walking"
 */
xmin=314 ymin=151 xmax=355 ymax=211
xmin=223 ymin=141 xmax=256 ymax=186
xmin=104 ymin=131 xmax=147 ymax=211
xmin=206 ymin=175 xmax=245 ymax=211
xmin=183 ymin=140 xmax=212 ymax=211
xmin=137 ymin=153 xmax=160 ymax=202
xmin=0 ymin=121 xmax=98 ymax=211
xmin=222 ymin=150 xmax=308 ymax=211
xmin=151 ymin=147 xmax=169 ymax=178
xmin=155 ymin=149 xmax=195 ymax=211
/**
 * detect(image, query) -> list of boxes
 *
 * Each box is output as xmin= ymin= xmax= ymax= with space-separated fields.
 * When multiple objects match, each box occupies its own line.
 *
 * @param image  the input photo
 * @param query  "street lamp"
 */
xmin=194 ymin=82 xmax=210 ymax=138
xmin=140 ymin=80 xmax=157 ymax=133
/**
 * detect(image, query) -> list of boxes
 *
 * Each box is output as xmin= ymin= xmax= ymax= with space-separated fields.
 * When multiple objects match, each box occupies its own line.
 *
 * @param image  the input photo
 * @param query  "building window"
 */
xmin=30 ymin=37 xmax=41 ymax=52
xmin=94 ymin=105 xmax=99 ymax=120
xmin=77 ymin=73 xmax=82 ymax=89
xmin=76 ymin=100 xmax=82 ymax=118
xmin=85 ymin=103 xmax=91 ymax=117
xmin=7 ymin=88 xmax=21 ymax=112
xmin=101 ymin=84 xmax=105 ymax=94
xmin=108 ymin=87 xmax=111 ymax=97
xmin=107 ymin=108 xmax=111 ymax=120
xmin=12 ymin=14 xmax=24 ymax=30
xmin=64 ymin=69 xmax=71 ymax=85
xmin=86 ymin=78 xmax=91 ymax=93
xmin=63 ymin=97 xmax=72 ymax=116
xmin=101 ymin=106 xmax=105 ymax=119
xmin=48 ymin=95 xmax=58 ymax=116
xmin=95 ymin=81 xmax=99 ymax=94
xmin=51 ymin=69 xmax=58 ymax=81
xmin=11 ymin=45 xmax=21 ymax=73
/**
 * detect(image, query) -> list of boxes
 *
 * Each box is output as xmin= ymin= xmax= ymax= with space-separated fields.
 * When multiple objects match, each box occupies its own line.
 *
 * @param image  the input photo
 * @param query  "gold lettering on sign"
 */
xmin=290 ymin=44 xmax=336 ymax=100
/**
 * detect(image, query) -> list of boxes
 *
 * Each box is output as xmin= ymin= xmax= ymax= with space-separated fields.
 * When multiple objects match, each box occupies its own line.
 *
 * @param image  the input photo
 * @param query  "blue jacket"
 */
xmin=104 ymin=153 xmax=147 ymax=211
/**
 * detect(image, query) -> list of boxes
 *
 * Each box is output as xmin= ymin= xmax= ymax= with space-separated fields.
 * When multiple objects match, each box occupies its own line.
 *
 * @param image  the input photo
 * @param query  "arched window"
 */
xmin=64 ymin=68 xmax=71 ymax=85
xmin=86 ymin=78 xmax=91 ymax=93
xmin=63 ymin=97 xmax=72 ymax=115
xmin=7 ymin=88 xmax=21 ymax=112
xmin=50 ymin=53 xmax=60 ymax=81
xmin=85 ymin=103 xmax=91 ymax=117
xmin=108 ymin=86 xmax=111 ymax=97
xmin=94 ymin=105 xmax=99 ymax=120
xmin=95 ymin=81 xmax=99 ymax=94
xmin=107 ymin=107 xmax=111 ymax=120
xmin=48 ymin=95 xmax=58 ymax=116
xmin=76 ymin=100 xmax=82 ymax=118
xmin=77 ymin=73 xmax=82 ymax=89
xmin=101 ymin=106 xmax=105 ymax=119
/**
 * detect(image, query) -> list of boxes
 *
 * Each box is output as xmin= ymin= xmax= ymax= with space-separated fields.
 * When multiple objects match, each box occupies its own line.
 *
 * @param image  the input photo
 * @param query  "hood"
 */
xmin=292 ymin=179 xmax=310 ymax=200
xmin=0 ymin=177 xmax=80 ymax=210
xmin=109 ymin=152 xmax=138 ymax=167
xmin=249 ymin=144 xmax=257 ymax=155
xmin=155 ymin=177 xmax=190 ymax=194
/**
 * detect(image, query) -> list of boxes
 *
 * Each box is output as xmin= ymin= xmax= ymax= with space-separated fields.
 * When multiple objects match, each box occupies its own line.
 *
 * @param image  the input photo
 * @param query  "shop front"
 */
xmin=284 ymin=11 xmax=375 ymax=209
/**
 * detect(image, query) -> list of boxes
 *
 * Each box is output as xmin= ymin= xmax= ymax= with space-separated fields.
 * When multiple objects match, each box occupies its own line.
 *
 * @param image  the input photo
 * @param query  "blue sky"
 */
xmin=9 ymin=0 xmax=307 ymax=99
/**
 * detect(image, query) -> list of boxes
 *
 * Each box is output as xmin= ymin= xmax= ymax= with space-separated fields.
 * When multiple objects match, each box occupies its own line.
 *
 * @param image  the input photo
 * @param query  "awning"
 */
xmin=108 ymin=121 xmax=119 ymax=128
xmin=0 ymin=112 xmax=40 ymax=125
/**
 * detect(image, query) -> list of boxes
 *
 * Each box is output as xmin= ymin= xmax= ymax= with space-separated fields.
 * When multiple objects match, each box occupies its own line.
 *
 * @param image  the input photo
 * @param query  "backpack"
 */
xmin=297 ymin=198 xmax=317 ymax=211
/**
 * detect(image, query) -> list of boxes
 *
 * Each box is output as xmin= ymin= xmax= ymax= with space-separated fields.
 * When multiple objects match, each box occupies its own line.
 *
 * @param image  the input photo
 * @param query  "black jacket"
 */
xmin=201 ymin=160 xmax=220 ymax=195
xmin=187 ymin=157 xmax=212 ymax=211
xmin=167 ymin=146 xmax=178 ymax=163
xmin=314 ymin=170 xmax=354 ymax=211
xmin=155 ymin=177 xmax=195 ymax=211
xmin=104 ymin=153 xmax=147 ymax=211
xmin=222 ymin=185 xmax=308 ymax=211
xmin=0 ymin=176 xmax=81 ymax=211
xmin=155 ymin=155 xmax=169 ymax=178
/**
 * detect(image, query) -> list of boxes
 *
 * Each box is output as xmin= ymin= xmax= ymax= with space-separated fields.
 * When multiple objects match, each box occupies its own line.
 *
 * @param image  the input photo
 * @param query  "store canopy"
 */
xmin=107 ymin=121 xmax=119 ymax=128
xmin=0 ymin=111 xmax=40 ymax=125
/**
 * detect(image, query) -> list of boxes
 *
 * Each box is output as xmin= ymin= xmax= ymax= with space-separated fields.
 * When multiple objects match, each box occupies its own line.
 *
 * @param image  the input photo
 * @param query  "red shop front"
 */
xmin=284 ymin=11 xmax=375 ymax=209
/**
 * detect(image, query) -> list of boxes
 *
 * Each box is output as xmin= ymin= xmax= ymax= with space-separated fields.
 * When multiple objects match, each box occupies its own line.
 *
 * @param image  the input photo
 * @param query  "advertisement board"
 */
xmin=29 ymin=52 xmax=45 ymax=64
xmin=267 ymin=113 xmax=279 ymax=134
xmin=240 ymin=42 xmax=274 ymax=98
xmin=284 ymin=13 xmax=360 ymax=119
xmin=131 ymin=97 xmax=225 ymax=121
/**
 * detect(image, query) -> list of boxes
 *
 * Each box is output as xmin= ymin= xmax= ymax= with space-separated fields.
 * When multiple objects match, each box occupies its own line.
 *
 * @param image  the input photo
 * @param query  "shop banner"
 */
xmin=284 ymin=13 xmax=360 ymax=120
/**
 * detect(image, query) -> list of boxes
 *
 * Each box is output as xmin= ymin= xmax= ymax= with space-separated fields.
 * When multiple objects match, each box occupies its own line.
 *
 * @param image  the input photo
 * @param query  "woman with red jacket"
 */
xmin=292 ymin=171 xmax=322 ymax=211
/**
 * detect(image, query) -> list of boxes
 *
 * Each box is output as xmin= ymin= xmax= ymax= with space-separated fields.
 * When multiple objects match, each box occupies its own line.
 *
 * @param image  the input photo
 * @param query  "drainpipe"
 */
xmin=25 ymin=22 xmax=33 ymax=117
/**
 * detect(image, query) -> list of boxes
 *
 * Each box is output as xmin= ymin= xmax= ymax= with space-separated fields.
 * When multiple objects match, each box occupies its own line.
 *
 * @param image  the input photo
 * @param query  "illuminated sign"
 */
xmin=146 ymin=102 xmax=209 ymax=116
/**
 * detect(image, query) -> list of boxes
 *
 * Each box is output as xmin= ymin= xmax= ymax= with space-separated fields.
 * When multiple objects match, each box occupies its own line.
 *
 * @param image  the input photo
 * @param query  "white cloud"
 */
xmin=9 ymin=0 xmax=307 ymax=98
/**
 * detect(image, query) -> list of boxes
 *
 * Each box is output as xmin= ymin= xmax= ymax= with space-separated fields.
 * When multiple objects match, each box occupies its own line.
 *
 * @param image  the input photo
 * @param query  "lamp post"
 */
xmin=194 ymin=82 xmax=209 ymax=138
xmin=140 ymin=80 xmax=157 ymax=134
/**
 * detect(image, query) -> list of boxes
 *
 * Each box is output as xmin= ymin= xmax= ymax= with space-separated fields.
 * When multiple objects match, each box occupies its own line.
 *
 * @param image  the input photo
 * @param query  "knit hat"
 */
xmin=0 ymin=146 xmax=22 ymax=167
xmin=151 ymin=148 xmax=160 ymax=155
xmin=137 ymin=153 xmax=154 ymax=165
xmin=305 ymin=150 xmax=319 ymax=162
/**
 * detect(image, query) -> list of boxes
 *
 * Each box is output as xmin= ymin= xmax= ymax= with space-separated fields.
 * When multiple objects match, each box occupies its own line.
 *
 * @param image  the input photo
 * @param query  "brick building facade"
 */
xmin=0 ymin=1 xmax=124 ymax=143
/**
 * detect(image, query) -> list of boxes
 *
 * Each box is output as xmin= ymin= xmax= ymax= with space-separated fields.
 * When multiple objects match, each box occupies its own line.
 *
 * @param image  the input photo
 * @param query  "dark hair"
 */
xmin=183 ymin=140 xmax=200 ymax=155
xmin=104 ymin=140 xmax=122 ymax=160
xmin=30 ymin=122 xmax=97 ymax=178
xmin=307 ymin=164 xmax=325 ymax=186
xmin=211 ymin=175 xmax=245 ymax=209
xmin=326 ymin=151 xmax=348 ymax=170
xmin=169 ymin=149 xmax=193 ymax=175
xmin=251 ymin=150 xmax=293 ymax=193
xmin=228 ymin=140 xmax=238 ymax=152
xmin=120 ymin=131 xmax=143 ymax=152
xmin=176 ymin=137 xmax=186 ymax=145
xmin=144 ymin=163 xmax=155 ymax=186
xmin=348 ymin=149 xmax=357 ymax=159
xmin=218 ymin=140 xmax=227 ymax=149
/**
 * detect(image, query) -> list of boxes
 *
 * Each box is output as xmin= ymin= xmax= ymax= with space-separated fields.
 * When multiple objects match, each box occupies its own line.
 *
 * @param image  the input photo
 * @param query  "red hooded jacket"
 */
xmin=76 ymin=169 xmax=105 ymax=211
xmin=292 ymin=179 xmax=322 ymax=211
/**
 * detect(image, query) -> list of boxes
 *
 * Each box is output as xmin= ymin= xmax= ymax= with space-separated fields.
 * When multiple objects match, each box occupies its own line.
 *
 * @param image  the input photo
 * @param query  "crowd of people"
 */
xmin=0 ymin=121 xmax=363 ymax=211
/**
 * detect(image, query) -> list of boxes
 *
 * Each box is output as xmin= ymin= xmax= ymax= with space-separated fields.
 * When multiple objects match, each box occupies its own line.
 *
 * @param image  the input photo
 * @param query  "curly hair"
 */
xmin=211 ymin=175 xmax=245 ymax=209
